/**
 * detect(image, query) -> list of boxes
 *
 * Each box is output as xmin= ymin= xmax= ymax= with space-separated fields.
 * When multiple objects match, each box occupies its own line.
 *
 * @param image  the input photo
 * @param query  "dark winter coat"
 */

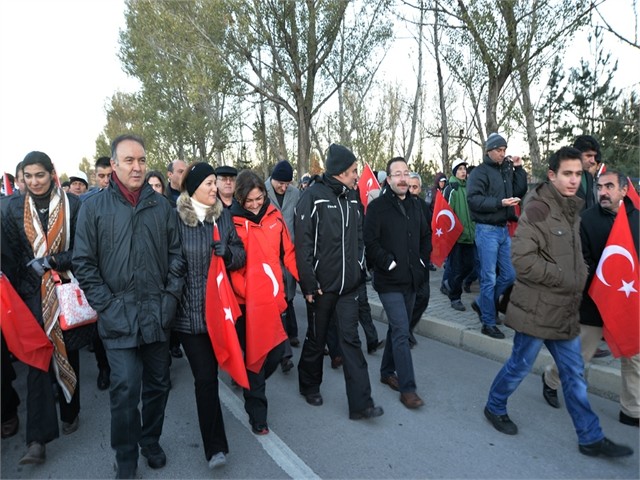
xmin=467 ymin=154 xmax=528 ymax=226
xmin=72 ymin=180 xmax=186 ymax=349
xmin=173 ymin=193 xmax=245 ymax=335
xmin=294 ymin=174 xmax=364 ymax=296
xmin=579 ymin=196 xmax=639 ymax=327
xmin=505 ymin=182 xmax=587 ymax=340
xmin=364 ymin=186 xmax=430 ymax=293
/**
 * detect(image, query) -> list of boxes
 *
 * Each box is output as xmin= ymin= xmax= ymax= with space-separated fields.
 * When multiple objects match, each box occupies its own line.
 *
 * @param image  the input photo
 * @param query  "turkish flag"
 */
xmin=244 ymin=232 xmax=287 ymax=373
xmin=626 ymin=178 xmax=640 ymax=209
xmin=588 ymin=204 xmax=639 ymax=357
xmin=205 ymin=226 xmax=249 ymax=389
xmin=357 ymin=163 xmax=380 ymax=213
xmin=0 ymin=272 xmax=53 ymax=371
xmin=430 ymin=190 xmax=463 ymax=267
xmin=3 ymin=173 xmax=13 ymax=196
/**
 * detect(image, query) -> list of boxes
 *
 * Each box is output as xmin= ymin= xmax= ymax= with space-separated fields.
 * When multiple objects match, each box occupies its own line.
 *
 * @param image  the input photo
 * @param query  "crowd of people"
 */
xmin=1 ymin=132 xmax=637 ymax=478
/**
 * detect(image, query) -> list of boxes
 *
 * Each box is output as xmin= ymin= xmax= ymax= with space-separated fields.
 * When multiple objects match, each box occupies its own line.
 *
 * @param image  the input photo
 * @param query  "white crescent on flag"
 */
xmin=263 ymin=263 xmax=280 ymax=298
xmin=435 ymin=210 xmax=456 ymax=232
xmin=595 ymin=245 xmax=635 ymax=287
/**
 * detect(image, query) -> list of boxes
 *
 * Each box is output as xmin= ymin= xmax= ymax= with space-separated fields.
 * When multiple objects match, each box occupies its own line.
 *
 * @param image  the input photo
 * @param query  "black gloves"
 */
xmin=212 ymin=241 xmax=232 ymax=262
xmin=27 ymin=256 xmax=55 ymax=276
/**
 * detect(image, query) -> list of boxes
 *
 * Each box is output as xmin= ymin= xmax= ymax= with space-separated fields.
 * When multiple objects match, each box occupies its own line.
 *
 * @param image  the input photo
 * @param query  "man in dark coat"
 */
xmin=73 ymin=135 xmax=186 ymax=479
xmin=364 ymin=157 xmax=430 ymax=409
xmin=295 ymin=144 xmax=383 ymax=420
xmin=573 ymin=134 xmax=600 ymax=211
xmin=543 ymin=169 xmax=639 ymax=427
xmin=484 ymin=147 xmax=633 ymax=459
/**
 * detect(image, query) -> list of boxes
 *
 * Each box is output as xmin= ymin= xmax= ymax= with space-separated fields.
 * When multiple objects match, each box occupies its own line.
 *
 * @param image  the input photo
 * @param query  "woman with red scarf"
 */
xmin=2 ymin=151 xmax=82 ymax=465
xmin=229 ymin=170 xmax=298 ymax=435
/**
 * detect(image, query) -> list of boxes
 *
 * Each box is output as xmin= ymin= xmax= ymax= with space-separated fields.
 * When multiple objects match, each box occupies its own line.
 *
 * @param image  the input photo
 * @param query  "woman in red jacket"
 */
xmin=229 ymin=170 xmax=298 ymax=435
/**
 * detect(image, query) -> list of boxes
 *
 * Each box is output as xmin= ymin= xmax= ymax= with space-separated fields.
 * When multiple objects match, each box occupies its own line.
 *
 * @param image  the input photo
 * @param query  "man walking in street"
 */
xmin=73 ymin=134 xmax=186 ymax=478
xmin=467 ymin=133 xmax=528 ymax=338
xmin=295 ymin=144 xmax=383 ymax=420
xmin=542 ymin=169 xmax=639 ymax=427
xmin=483 ymin=147 xmax=633 ymax=458
xmin=364 ymin=157 xmax=430 ymax=409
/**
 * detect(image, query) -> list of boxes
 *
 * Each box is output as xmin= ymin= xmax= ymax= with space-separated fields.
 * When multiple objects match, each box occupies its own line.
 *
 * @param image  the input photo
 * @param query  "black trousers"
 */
xmin=178 ymin=332 xmax=229 ymax=461
xmin=447 ymin=243 xmax=476 ymax=301
xmin=235 ymin=315 xmax=285 ymax=426
xmin=298 ymin=291 xmax=374 ymax=413
xmin=1 ymin=333 xmax=20 ymax=422
xmin=357 ymin=280 xmax=379 ymax=348
xmin=105 ymin=341 xmax=170 ymax=469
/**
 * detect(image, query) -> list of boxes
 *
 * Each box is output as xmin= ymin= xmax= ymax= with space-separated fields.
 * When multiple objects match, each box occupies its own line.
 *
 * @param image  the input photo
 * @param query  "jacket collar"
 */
xmin=176 ymin=192 xmax=222 ymax=226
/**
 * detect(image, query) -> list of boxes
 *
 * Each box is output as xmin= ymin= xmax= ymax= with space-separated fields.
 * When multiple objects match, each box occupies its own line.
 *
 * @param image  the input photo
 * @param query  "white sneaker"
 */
xmin=208 ymin=452 xmax=226 ymax=469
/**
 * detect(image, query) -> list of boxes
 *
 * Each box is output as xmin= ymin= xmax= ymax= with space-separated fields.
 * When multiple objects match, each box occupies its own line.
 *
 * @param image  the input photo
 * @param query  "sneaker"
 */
xmin=484 ymin=407 xmax=518 ymax=435
xmin=450 ymin=300 xmax=466 ymax=311
xmin=208 ymin=452 xmax=226 ymax=469
xmin=140 ymin=443 xmax=166 ymax=469
xmin=481 ymin=325 xmax=505 ymax=339
xmin=542 ymin=373 xmax=560 ymax=408
xmin=578 ymin=437 xmax=633 ymax=457
xmin=251 ymin=423 xmax=269 ymax=435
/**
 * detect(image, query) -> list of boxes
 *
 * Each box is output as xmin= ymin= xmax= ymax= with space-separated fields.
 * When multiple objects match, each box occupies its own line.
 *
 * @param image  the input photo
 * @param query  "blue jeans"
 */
xmin=379 ymin=291 xmax=417 ymax=393
xmin=474 ymin=223 xmax=515 ymax=326
xmin=486 ymin=332 xmax=604 ymax=445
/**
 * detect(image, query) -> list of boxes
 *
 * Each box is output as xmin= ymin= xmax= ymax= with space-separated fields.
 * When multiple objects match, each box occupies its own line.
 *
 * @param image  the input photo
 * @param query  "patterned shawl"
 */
xmin=23 ymin=186 xmax=77 ymax=403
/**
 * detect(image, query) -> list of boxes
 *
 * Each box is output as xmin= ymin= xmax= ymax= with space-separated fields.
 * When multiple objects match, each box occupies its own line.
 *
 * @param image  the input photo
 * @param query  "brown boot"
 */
xmin=400 ymin=392 xmax=425 ymax=409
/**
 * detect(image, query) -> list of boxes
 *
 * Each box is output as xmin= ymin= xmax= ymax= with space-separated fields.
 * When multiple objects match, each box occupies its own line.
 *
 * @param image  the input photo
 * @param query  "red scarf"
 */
xmin=111 ymin=171 xmax=142 ymax=206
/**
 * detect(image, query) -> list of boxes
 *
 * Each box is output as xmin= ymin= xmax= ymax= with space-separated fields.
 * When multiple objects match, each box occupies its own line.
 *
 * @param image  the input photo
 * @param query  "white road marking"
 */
xmin=219 ymin=381 xmax=321 ymax=479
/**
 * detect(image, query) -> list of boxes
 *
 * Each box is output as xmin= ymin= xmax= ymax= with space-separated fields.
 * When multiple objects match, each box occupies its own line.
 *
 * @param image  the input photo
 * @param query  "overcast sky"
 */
xmin=0 ymin=0 xmax=637 ymax=178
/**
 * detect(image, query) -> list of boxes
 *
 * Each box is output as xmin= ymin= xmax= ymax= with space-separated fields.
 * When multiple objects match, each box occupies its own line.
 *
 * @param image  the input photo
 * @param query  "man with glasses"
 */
xmin=364 ymin=158 xmax=430 ymax=409
xmin=215 ymin=165 xmax=238 ymax=208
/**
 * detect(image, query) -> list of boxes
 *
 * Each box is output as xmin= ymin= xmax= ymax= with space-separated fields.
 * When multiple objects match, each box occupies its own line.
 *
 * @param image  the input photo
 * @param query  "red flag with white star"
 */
xmin=357 ymin=163 xmax=380 ymax=213
xmin=588 ymin=204 xmax=639 ymax=357
xmin=626 ymin=177 xmax=640 ymax=209
xmin=205 ymin=226 xmax=249 ymax=388
xmin=430 ymin=190 xmax=463 ymax=267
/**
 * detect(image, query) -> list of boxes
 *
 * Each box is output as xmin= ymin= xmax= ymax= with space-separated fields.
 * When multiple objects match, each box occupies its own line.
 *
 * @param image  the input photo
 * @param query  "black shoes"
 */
xmin=484 ymin=407 xmax=518 ymax=435
xmin=97 ymin=368 xmax=111 ymax=390
xmin=140 ymin=443 xmax=166 ymax=469
xmin=619 ymin=411 xmax=639 ymax=427
xmin=481 ymin=325 xmax=505 ymax=339
xmin=62 ymin=416 xmax=79 ymax=435
xmin=408 ymin=332 xmax=417 ymax=348
xmin=542 ymin=373 xmax=560 ymax=408
xmin=289 ymin=337 xmax=300 ymax=347
xmin=450 ymin=300 xmax=466 ymax=311
xmin=463 ymin=283 xmax=472 ymax=293
xmin=471 ymin=301 xmax=482 ymax=322
xmin=578 ymin=437 xmax=633 ymax=457
xmin=367 ymin=340 xmax=384 ymax=354
xmin=303 ymin=392 xmax=323 ymax=406
xmin=251 ymin=423 xmax=269 ymax=435
xmin=170 ymin=345 xmax=183 ymax=358
xmin=115 ymin=463 xmax=137 ymax=479
xmin=281 ymin=358 xmax=294 ymax=373
xmin=1 ymin=415 xmax=19 ymax=439
xmin=349 ymin=405 xmax=384 ymax=420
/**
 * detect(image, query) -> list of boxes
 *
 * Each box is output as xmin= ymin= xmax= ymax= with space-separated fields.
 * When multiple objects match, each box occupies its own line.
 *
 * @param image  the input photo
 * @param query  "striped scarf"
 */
xmin=23 ymin=187 xmax=77 ymax=403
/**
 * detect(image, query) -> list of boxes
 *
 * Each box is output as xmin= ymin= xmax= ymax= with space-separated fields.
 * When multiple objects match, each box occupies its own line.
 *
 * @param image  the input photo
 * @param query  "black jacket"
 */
xmin=294 ymin=174 xmax=364 ymax=295
xmin=467 ymin=155 xmax=528 ymax=226
xmin=174 ymin=193 xmax=245 ymax=335
xmin=576 ymin=172 xmax=597 ymax=211
xmin=364 ymin=186 xmax=430 ymax=293
xmin=2 ymin=191 xmax=80 ymax=321
xmin=72 ymin=181 xmax=186 ymax=348
xmin=579 ymin=196 xmax=639 ymax=327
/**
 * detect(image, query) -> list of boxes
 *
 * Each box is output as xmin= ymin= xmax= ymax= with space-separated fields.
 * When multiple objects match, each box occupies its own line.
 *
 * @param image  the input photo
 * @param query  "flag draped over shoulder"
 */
xmin=430 ymin=190 xmax=463 ymax=267
xmin=0 ymin=272 xmax=53 ymax=371
xmin=205 ymin=226 xmax=249 ymax=389
xmin=357 ymin=163 xmax=380 ymax=213
xmin=588 ymin=204 xmax=639 ymax=358
xmin=244 ymin=230 xmax=287 ymax=374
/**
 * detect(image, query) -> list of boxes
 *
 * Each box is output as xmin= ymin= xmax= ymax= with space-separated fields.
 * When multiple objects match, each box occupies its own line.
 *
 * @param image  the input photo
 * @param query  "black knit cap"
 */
xmin=271 ymin=160 xmax=293 ymax=182
xmin=185 ymin=162 xmax=216 ymax=197
xmin=325 ymin=144 xmax=356 ymax=176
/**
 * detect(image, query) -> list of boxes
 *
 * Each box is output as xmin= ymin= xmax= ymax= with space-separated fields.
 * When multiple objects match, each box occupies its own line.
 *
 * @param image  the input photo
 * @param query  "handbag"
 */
xmin=52 ymin=270 xmax=98 ymax=330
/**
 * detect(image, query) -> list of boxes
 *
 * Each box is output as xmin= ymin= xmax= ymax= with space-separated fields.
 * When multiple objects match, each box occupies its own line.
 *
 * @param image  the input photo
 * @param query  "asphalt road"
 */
xmin=1 ymin=295 xmax=638 ymax=479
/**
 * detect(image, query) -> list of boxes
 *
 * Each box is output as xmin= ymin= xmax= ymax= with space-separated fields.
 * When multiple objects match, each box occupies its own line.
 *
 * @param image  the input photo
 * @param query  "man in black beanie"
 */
xmin=294 ymin=144 xmax=383 ymax=420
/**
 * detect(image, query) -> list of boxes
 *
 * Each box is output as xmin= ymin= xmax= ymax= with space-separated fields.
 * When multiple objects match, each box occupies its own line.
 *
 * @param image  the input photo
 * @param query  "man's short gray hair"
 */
xmin=409 ymin=172 xmax=422 ymax=187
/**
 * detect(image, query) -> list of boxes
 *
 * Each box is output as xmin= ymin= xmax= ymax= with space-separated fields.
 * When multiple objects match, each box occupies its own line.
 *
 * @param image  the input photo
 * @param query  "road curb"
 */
xmin=368 ymin=299 xmax=621 ymax=402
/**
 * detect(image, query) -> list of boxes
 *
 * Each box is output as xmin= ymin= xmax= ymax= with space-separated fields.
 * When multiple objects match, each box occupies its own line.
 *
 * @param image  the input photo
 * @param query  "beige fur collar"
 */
xmin=176 ymin=192 xmax=222 ymax=226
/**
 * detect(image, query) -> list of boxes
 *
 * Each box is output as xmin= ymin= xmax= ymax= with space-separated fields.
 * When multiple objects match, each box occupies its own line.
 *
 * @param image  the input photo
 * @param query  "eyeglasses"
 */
xmin=389 ymin=172 xmax=411 ymax=178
